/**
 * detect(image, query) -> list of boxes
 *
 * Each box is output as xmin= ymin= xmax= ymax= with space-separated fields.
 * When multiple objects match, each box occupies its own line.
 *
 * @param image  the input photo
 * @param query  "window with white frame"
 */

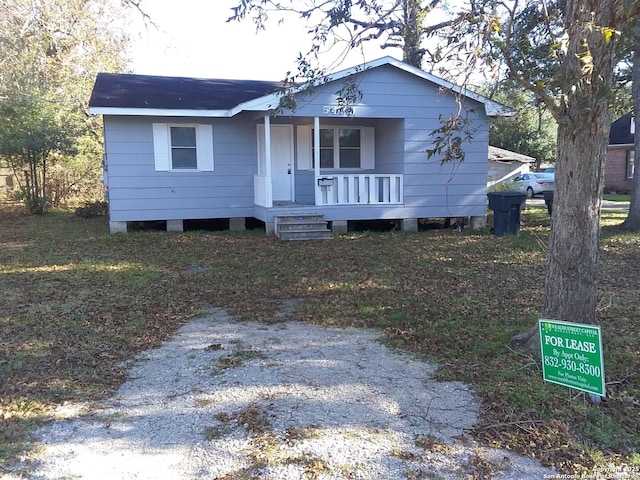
xmin=170 ymin=126 xmax=197 ymax=169
xmin=152 ymin=123 xmax=214 ymax=172
xmin=312 ymin=127 xmax=362 ymax=169
xmin=296 ymin=125 xmax=374 ymax=171
xmin=298 ymin=126 xmax=375 ymax=169
xmin=626 ymin=149 xmax=635 ymax=179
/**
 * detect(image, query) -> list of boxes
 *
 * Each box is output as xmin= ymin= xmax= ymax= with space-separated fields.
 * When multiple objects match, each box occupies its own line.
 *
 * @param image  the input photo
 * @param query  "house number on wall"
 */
xmin=323 ymin=105 xmax=356 ymax=116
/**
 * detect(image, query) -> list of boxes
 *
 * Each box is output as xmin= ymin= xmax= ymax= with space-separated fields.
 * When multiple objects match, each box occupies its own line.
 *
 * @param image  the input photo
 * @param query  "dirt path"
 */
xmin=6 ymin=308 xmax=557 ymax=479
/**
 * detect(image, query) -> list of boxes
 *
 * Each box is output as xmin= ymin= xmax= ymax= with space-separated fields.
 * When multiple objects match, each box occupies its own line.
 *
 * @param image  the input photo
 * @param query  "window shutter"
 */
xmin=152 ymin=123 xmax=170 ymax=171
xmin=362 ymin=126 xmax=375 ymax=169
xmin=297 ymin=125 xmax=312 ymax=170
xmin=196 ymin=124 xmax=214 ymax=171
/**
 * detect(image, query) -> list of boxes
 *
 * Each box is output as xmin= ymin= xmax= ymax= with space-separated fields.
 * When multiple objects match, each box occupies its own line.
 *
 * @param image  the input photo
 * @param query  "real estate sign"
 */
xmin=539 ymin=319 xmax=605 ymax=397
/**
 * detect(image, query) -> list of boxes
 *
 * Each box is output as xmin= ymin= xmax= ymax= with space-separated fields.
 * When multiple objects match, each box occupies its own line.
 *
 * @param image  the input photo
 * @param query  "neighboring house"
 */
xmin=606 ymin=112 xmax=635 ymax=194
xmin=89 ymin=56 xmax=514 ymax=235
xmin=487 ymin=146 xmax=535 ymax=187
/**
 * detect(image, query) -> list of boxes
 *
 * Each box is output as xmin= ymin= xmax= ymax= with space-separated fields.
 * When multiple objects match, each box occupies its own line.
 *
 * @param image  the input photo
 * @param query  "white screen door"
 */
xmin=269 ymin=125 xmax=294 ymax=202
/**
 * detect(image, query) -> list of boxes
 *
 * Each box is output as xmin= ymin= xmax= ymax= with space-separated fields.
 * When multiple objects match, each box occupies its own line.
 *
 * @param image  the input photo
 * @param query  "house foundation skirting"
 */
xmin=229 ymin=217 xmax=246 ymax=231
xmin=108 ymin=214 xmax=487 ymax=235
xmin=470 ymin=215 xmax=486 ymax=230
xmin=331 ymin=220 xmax=348 ymax=233
xmin=109 ymin=221 xmax=128 ymax=234
xmin=265 ymin=222 xmax=275 ymax=235
xmin=402 ymin=218 xmax=418 ymax=232
xmin=167 ymin=220 xmax=184 ymax=232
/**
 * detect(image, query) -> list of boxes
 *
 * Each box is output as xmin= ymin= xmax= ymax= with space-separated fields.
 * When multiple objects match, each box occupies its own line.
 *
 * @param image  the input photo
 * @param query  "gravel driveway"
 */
xmin=7 ymin=307 xmax=557 ymax=479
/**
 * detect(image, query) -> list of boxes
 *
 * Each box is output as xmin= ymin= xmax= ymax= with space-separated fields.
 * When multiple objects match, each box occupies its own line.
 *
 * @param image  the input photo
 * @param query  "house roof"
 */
xmin=89 ymin=56 xmax=515 ymax=118
xmin=89 ymin=73 xmax=283 ymax=114
xmin=609 ymin=112 xmax=634 ymax=145
xmin=488 ymin=146 xmax=535 ymax=163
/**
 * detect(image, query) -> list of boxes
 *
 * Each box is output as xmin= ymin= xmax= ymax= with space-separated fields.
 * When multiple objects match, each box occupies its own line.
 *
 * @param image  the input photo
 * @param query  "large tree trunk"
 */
xmin=513 ymin=0 xmax=619 ymax=350
xmin=402 ymin=0 xmax=423 ymax=67
xmin=544 ymin=115 xmax=608 ymax=324
xmin=622 ymin=22 xmax=640 ymax=231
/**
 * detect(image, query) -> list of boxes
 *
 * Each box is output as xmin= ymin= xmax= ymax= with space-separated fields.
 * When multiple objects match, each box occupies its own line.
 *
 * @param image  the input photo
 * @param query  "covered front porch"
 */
xmin=253 ymin=115 xmax=404 ymax=209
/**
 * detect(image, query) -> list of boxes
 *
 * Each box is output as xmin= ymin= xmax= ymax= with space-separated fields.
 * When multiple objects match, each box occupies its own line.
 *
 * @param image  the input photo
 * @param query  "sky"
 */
xmin=126 ymin=0 xmax=405 ymax=81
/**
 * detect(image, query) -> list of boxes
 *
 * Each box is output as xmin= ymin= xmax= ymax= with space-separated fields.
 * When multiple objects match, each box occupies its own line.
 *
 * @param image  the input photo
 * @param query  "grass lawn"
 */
xmin=603 ymin=193 xmax=631 ymax=203
xmin=0 ymin=206 xmax=638 ymax=474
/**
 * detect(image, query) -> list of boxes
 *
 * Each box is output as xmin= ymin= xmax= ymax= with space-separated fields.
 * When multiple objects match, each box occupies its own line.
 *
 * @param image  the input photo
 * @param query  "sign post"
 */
xmin=539 ymin=319 xmax=606 ymax=397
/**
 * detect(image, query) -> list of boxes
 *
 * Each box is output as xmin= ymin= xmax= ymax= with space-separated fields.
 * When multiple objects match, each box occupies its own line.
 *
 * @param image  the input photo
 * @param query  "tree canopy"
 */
xmin=0 ymin=0 xmax=131 ymax=211
xmin=487 ymin=80 xmax=557 ymax=168
xmin=229 ymin=0 xmax=459 ymax=72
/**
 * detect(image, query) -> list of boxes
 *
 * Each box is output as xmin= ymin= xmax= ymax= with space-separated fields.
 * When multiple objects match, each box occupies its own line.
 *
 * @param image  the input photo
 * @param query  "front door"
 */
xmin=269 ymin=125 xmax=294 ymax=202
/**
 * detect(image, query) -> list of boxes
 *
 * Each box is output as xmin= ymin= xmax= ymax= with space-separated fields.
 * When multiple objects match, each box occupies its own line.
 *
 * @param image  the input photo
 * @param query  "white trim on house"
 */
xmin=91 ymin=107 xmax=235 ymax=117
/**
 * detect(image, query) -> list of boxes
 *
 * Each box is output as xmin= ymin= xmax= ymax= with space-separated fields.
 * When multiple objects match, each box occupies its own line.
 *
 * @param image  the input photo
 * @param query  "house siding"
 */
xmin=104 ymin=115 xmax=258 ymax=222
xmin=605 ymin=146 xmax=633 ymax=194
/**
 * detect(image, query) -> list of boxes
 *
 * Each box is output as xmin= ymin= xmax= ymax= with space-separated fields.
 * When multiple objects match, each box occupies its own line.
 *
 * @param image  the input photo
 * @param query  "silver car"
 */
xmin=511 ymin=173 xmax=555 ymax=198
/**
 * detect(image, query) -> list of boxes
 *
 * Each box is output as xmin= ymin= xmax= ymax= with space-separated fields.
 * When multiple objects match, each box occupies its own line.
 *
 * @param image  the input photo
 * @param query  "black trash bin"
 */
xmin=543 ymin=191 xmax=554 ymax=216
xmin=487 ymin=191 xmax=527 ymax=235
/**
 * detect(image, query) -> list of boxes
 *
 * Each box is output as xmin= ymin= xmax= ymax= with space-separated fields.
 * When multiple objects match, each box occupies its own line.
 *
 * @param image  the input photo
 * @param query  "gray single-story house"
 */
xmin=89 ymin=56 xmax=514 ymax=236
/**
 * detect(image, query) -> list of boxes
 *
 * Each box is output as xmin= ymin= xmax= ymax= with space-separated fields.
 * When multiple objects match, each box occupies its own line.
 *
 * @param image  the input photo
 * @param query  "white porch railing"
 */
xmin=315 ymin=174 xmax=403 ymax=206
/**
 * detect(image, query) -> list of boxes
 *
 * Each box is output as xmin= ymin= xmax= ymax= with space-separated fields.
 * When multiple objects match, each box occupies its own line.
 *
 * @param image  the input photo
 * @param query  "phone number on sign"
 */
xmin=543 ymin=356 xmax=601 ymax=376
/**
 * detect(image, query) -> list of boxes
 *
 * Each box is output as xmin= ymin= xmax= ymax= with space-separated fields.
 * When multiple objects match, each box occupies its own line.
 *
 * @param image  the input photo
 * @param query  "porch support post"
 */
xmin=314 ymin=116 xmax=321 ymax=205
xmin=264 ymin=115 xmax=273 ymax=207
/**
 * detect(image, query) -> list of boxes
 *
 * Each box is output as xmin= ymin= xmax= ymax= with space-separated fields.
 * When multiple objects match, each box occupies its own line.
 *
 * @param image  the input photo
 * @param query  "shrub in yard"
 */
xmin=74 ymin=200 xmax=108 ymax=218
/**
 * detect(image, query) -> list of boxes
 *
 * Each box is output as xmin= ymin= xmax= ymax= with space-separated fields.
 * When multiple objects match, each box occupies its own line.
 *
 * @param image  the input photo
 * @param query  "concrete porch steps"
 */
xmin=275 ymin=214 xmax=331 ymax=241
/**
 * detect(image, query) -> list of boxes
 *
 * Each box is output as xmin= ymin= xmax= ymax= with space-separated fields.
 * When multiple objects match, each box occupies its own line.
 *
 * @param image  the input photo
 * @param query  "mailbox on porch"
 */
xmin=317 ymin=177 xmax=334 ymax=187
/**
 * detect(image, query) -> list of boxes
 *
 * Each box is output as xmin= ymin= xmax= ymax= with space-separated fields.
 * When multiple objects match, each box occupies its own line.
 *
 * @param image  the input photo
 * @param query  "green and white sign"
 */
xmin=539 ymin=319 xmax=606 ymax=397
